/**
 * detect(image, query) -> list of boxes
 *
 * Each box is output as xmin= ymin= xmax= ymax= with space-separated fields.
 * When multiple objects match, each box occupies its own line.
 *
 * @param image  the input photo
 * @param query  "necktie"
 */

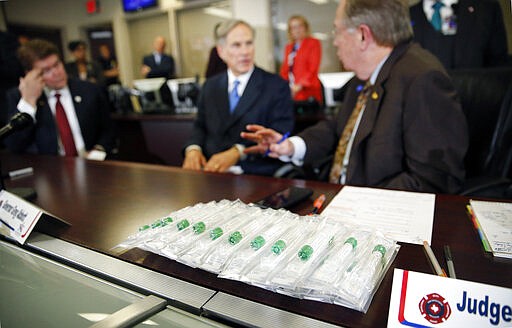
xmin=54 ymin=93 xmax=78 ymax=156
xmin=431 ymin=1 xmax=444 ymax=32
xmin=328 ymin=81 xmax=371 ymax=184
xmin=229 ymin=80 xmax=240 ymax=113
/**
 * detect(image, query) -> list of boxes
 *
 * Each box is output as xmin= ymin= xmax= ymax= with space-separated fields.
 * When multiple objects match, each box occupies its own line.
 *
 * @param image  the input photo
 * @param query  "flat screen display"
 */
xmin=122 ymin=0 xmax=158 ymax=12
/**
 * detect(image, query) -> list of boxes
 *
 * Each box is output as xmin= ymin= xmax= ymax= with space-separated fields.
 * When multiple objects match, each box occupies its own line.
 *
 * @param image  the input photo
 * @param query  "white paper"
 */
xmin=321 ymin=186 xmax=435 ymax=245
xmin=469 ymin=200 xmax=512 ymax=258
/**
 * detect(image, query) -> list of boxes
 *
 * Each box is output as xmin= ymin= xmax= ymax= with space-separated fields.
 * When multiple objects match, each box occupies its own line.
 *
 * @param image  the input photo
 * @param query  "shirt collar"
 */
xmin=369 ymin=53 xmax=390 ymax=85
xmin=45 ymin=86 xmax=70 ymax=98
xmin=227 ymin=67 xmax=254 ymax=88
xmin=423 ymin=0 xmax=458 ymax=13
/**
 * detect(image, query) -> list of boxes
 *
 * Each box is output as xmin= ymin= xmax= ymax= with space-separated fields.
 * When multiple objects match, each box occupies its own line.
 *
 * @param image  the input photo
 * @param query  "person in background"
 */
xmin=97 ymin=44 xmax=120 ymax=87
xmin=409 ymin=0 xmax=508 ymax=69
xmin=5 ymin=39 xmax=116 ymax=160
xmin=141 ymin=36 xmax=175 ymax=79
xmin=182 ymin=20 xmax=294 ymax=176
xmin=205 ymin=22 xmax=228 ymax=79
xmin=65 ymin=40 xmax=105 ymax=87
xmin=280 ymin=15 xmax=323 ymax=106
xmin=242 ymin=0 xmax=468 ymax=194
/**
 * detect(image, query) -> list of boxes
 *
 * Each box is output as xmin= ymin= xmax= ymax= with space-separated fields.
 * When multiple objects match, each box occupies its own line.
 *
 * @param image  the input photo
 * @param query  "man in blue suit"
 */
xmin=5 ymin=39 xmax=116 ymax=159
xmin=182 ymin=20 xmax=294 ymax=176
xmin=141 ymin=36 xmax=175 ymax=79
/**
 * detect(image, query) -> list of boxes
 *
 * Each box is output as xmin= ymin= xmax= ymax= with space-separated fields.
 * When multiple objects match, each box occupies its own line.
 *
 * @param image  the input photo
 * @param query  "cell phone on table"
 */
xmin=255 ymin=186 xmax=313 ymax=209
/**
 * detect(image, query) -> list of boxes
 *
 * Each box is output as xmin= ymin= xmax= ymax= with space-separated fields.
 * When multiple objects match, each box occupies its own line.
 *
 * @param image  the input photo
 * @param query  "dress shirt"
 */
xmin=227 ymin=67 xmax=253 ymax=99
xmin=185 ymin=67 xmax=255 ymax=161
xmin=153 ymin=52 xmax=162 ymax=65
xmin=17 ymin=87 xmax=86 ymax=156
xmin=423 ymin=0 xmax=459 ymax=34
xmin=284 ymin=55 xmax=389 ymax=184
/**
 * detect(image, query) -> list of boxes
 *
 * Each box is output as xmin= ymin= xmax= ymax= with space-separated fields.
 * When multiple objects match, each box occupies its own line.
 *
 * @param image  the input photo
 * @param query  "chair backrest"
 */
xmin=485 ymin=84 xmax=512 ymax=178
xmin=449 ymin=67 xmax=512 ymax=179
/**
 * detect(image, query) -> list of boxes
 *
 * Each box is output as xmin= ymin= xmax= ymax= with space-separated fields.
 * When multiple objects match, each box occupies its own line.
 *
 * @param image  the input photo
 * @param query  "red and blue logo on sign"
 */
xmin=419 ymin=293 xmax=452 ymax=324
xmin=398 ymin=270 xmax=452 ymax=327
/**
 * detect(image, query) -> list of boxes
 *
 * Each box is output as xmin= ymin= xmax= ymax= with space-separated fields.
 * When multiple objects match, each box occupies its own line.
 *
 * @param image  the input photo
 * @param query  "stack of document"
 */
xmin=469 ymin=200 xmax=512 ymax=259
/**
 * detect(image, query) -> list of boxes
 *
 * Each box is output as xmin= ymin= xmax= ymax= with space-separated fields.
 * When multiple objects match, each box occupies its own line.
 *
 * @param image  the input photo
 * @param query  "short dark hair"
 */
xmin=17 ymin=38 xmax=60 ymax=71
xmin=68 ymin=40 xmax=86 ymax=51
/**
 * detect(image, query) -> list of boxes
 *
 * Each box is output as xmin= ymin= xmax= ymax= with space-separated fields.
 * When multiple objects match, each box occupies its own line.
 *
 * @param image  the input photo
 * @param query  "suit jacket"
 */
xmin=184 ymin=66 xmax=294 ymax=176
xmin=280 ymin=37 xmax=323 ymax=103
xmin=143 ymin=53 xmax=175 ymax=79
xmin=410 ymin=0 xmax=508 ymax=69
xmin=299 ymin=42 xmax=468 ymax=194
xmin=5 ymin=78 xmax=116 ymax=156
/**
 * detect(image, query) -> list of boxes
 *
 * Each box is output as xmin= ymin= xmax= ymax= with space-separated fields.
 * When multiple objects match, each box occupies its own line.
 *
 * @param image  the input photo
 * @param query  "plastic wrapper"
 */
xmin=116 ymin=199 xmax=399 ymax=313
xmin=219 ymin=209 xmax=297 ymax=281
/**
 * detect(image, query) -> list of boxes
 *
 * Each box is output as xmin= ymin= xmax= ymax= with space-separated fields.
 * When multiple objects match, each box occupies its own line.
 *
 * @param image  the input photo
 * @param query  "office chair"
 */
xmin=450 ymin=67 xmax=512 ymax=199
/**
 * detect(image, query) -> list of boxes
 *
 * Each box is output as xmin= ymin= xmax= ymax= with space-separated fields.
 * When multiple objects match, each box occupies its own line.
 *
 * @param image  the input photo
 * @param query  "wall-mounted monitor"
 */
xmin=122 ymin=0 xmax=158 ymax=13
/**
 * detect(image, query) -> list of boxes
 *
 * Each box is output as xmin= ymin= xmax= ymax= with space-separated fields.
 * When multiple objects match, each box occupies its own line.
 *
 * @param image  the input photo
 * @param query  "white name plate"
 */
xmin=388 ymin=269 xmax=512 ymax=327
xmin=0 ymin=190 xmax=46 ymax=244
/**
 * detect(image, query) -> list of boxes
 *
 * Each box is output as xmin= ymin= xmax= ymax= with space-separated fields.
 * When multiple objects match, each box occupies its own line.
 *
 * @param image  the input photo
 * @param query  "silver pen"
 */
xmin=444 ymin=245 xmax=456 ymax=279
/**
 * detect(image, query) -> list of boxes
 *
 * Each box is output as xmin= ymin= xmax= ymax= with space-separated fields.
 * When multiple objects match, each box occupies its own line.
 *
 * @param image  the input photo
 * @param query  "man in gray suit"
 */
xmin=182 ymin=20 xmax=294 ymax=176
xmin=242 ymin=0 xmax=468 ymax=194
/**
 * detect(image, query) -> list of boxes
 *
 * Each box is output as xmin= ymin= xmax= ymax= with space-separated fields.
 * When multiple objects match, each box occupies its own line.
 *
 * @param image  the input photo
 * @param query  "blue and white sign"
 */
xmin=388 ymin=269 xmax=512 ymax=327
xmin=0 ymin=190 xmax=43 ymax=244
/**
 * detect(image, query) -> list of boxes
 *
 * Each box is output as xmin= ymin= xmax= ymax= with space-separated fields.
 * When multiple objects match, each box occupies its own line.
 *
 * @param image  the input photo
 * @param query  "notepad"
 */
xmin=469 ymin=200 xmax=512 ymax=259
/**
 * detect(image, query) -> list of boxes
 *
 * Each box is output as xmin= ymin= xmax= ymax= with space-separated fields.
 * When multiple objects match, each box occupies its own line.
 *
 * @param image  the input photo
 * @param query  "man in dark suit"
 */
xmin=141 ymin=36 xmax=175 ymax=79
xmin=182 ymin=20 xmax=294 ymax=176
xmin=409 ymin=0 xmax=508 ymax=69
xmin=242 ymin=0 xmax=468 ymax=194
xmin=5 ymin=39 xmax=116 ymax=159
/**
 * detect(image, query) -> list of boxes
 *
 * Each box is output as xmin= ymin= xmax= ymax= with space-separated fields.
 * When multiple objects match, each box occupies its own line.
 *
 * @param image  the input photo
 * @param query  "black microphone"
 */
xmin=0 ymin=112 xmax=34 ymax=140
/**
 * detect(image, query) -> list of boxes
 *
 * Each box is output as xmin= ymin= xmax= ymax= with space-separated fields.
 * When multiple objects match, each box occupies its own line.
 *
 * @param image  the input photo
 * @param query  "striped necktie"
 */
xmin=329 ymin=81 xmax=371 ymax=184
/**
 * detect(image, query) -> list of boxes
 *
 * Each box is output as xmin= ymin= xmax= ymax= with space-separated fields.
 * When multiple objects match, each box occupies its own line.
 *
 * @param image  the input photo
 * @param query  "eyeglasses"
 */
xmin=331 ymin=25 xmax=356 ymax=38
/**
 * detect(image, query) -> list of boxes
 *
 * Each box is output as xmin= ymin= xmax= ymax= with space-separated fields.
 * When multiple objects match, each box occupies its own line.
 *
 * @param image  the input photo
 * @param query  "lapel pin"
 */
xmin=371 ymin=91 xmax=379 ymax=100
xmin=38 ymin=100 xmax=46 ymax=107
xmin=468 ymin=6 xmax=474 ymax=13
xmin=74 ymin=96 xmax=82 ymax=103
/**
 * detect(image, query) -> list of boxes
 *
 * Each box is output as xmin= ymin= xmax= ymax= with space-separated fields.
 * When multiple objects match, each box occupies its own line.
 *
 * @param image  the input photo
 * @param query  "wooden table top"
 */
xmin=1 ymin=153 xmax=510 ymax=327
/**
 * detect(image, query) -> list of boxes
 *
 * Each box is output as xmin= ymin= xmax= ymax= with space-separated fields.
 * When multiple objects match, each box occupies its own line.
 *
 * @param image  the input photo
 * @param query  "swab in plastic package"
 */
xmin=157 ymin=200 xmax=244 ymax=259
xmin=302 ymin=226 xmax=373 ymax=301
xmin=177 ymin=202 xmax=256 ymax=268
xmin=334 ymin=232 xmax=399 ymax=312
xmin=199 ymin=206 xmax=275 ymax=273
xmin=241 ymin=217 xmax=316 ymax=290
xmin=219 ymin=208 xmax=297 ymax=281
xmin=270 ymin=218 xmax=345 ymax=297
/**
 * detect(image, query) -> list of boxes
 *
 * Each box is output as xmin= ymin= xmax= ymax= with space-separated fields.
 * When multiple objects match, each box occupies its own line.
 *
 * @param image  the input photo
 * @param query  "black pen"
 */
xmin=444 ymin=245 xmax=456 ymax=279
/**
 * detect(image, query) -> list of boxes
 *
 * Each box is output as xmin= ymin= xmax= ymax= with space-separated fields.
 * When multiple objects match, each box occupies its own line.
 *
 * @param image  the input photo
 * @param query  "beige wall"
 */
xmin=3 ymin=0 xmax=512 ymax=86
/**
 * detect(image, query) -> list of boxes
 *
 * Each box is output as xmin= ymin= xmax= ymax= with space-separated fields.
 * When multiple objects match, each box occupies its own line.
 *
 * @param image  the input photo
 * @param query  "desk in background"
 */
xmin=111 ymin=112 xmax=333 ymax=167
xmin=1 ymin=153 xmax=510 ymax=327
